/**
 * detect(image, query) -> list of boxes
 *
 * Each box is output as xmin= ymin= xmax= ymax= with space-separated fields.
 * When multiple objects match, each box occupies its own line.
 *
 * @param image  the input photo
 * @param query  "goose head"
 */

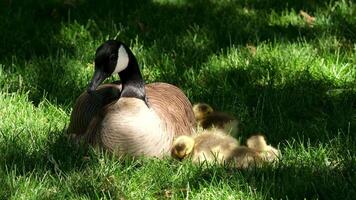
xmin=87 ymin=40 xmax=146 ymax=103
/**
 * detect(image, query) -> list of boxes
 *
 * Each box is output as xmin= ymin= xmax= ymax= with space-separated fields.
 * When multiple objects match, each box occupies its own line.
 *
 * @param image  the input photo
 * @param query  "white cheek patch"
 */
xmin=113 ymin=45 xmax=129 ymax=73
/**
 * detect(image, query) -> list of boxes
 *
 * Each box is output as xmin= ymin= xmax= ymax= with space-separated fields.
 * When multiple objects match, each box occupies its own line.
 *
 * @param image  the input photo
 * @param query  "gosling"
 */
xmin=193 ymin=103 xmax=238 ymax=137
xmin=171 ymin=128 xmax=239 ymax=164
xmin=171 ymin=132 xmax=281 ymax=169
xmin=246 ymin=134 xmax=281 ymax=162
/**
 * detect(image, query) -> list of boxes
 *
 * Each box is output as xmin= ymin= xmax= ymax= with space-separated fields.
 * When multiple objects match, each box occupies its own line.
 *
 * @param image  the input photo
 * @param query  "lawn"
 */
xmin=0 ymin=0 xmax=355 ymax=199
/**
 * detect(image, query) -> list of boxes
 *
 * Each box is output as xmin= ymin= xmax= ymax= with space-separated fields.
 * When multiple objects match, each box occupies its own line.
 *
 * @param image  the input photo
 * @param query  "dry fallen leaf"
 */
xmin=82 ymin=156 xmax=90 ymax=161
xmin=299 ymin=10 xmax=316 ymax=27
xmin=164 ymin=189 xmax=173 ymax=198
xmin=246 ymin=44 xmax=257 ymax=56
xmin=63 ymin=0 xmax=80 ymax=7
xmin=135 ymin=18 xmax=150 ymax=33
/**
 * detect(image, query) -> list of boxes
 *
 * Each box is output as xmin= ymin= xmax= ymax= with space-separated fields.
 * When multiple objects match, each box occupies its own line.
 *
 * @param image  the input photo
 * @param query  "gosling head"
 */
xmin=171 ymin=135 xmax=195 ymax=161
xmin=87 ymin=40 xmax=132 ymax=93
xmin=192 ymin=103 xmax=214 ymax=121
xmin=246 ymin=134 xmax=268 ymax=151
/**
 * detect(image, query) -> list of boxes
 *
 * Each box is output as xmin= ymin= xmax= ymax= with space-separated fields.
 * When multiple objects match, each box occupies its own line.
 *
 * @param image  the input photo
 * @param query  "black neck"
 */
xmin=118 ymin=47 xmax=147 ymax=105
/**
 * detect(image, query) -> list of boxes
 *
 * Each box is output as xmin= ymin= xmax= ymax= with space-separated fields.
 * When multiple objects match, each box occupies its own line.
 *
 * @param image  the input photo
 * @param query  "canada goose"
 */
xmin=68 ymin=40 xmax=196 ymax=157
xmin=246 ymin=134 xmax=281 ymax=162
xmin=171 ymin=128 xmax=239 ymax=164
xmin=192 ymin=103 xmax=239 ymax=137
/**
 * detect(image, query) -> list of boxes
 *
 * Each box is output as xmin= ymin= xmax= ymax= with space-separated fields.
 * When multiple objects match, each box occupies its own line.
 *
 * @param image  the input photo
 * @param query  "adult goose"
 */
xmin=68 ymin=40 xmax=196 ymax=158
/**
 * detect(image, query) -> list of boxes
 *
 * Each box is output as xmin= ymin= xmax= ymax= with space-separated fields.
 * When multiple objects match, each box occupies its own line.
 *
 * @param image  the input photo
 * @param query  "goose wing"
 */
xmin=67 ymin=83 xmax=121 ymax=137
xmin=145 ymin=82 xmax=196 ymax=137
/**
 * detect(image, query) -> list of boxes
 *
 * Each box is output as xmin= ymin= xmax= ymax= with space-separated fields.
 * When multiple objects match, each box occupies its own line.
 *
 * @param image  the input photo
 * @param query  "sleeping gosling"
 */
xmin=171 ymin=132 xmax=281 ymax=169
xmin=171 ymin=135 xmax=195 ymax=161
xmin=171 ymin=128 xmax=239 ymax=164
xmin=246 ymin=134 xmax=281 ymax=162
xmin=226 ymin=146 xmax=264 ymax=169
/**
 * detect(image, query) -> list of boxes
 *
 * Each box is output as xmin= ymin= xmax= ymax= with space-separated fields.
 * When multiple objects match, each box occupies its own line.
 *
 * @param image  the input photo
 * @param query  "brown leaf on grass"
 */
xmin=299 ymin=10 xmax=316 ymax=27
xmin=135 ymin=18 xmax=150 ymax=33
xmin=164 ymin=189 xmax=173 ymax=198
xmin=156 ymin=188 xmax=188 ymax=199
xmin=246 ymin=44 xmax=257 ymax=56
xmin=63 ymin=0 xmax=81 ymax=7
xmin=50 ymin=9 xmax=60 ymax=19
xmin=5 ymin=0 xmax=12 ymax=6
xmin=82 ymin=156 xmax=90 ymax=161
xmin=155 ymin=189 xmax=173 ymax=199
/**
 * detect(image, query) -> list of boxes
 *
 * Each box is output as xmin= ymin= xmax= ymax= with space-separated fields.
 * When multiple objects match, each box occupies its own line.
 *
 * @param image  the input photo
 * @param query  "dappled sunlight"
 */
xmin=316 ymin=61 xmax=356 ymax=85
xmin=268 ymin=9 xmax=306 ymax=27
xmin=0 ymin=0 xmax=355 ymax=199
xmin=0 ymin=92 xmax=68 ymax=135
xmin=184 ymin=42 xmax=355 ymax=143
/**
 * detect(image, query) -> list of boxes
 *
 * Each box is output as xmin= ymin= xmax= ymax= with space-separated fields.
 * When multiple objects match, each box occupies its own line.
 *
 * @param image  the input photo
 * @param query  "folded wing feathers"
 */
xmin=68 ymin=84 xmax=121 ymax=138
xmin=146 ymin=83 xmax=196 ymax=137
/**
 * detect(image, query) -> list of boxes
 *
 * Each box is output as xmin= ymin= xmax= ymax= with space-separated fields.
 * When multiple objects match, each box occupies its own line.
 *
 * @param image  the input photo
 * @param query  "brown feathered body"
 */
xmin=67 ymin=82 xmax=196 ymax=158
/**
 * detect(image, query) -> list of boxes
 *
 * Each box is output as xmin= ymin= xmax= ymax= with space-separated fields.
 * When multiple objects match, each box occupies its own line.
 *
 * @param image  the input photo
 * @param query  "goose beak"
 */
xmin=87 ymin=69 xmax=109 ymax=94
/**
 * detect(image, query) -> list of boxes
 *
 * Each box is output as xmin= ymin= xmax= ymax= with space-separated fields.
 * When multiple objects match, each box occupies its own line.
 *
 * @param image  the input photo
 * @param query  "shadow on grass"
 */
xmin=0 ymin=129 xmax=89 ymax=175
xmin=1 ymin=0 xmax=353 ymax=58
xmin=0 ymin=127 xmax=147 ymax=199
xmin=187 ymin=65 xmax=356 ymax=143
xmin=0 ymin=3 xmax=355 ymax=194
xmin=1 ymin=0 xmax=355 ymax=104
xmin=182 ymin=162 xmax=356 ymax=199
xmin=0 ymin=127 xmax=355 ymax=199
xmin=0 ymin=0 xmax=353 ymax=152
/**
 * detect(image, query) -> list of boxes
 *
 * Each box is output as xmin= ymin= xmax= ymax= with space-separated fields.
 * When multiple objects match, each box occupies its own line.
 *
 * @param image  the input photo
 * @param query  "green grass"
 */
xmin=0 ymin=0 xmax=355 ymax=199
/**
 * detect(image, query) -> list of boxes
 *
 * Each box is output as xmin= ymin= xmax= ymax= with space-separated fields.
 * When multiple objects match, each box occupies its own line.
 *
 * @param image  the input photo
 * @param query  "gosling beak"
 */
xmin=87 ymin=69 xmax=109 ymax=94
xmin=176 ymin=151 xmax=188 ymax=161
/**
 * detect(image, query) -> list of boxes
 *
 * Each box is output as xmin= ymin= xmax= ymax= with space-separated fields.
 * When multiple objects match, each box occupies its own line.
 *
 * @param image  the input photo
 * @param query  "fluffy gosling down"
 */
xmin=193 ymin=103 xmax=239 ymax=137
xmin=247 ymin=134 xmax=281 ymax=162
xmin=171 ymin=128 xmax=239 ymax=164
xmin=228 ymin=135 xmax=281 ymax=168
xmin=171 ymin=131 xmax=281 ymax=169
